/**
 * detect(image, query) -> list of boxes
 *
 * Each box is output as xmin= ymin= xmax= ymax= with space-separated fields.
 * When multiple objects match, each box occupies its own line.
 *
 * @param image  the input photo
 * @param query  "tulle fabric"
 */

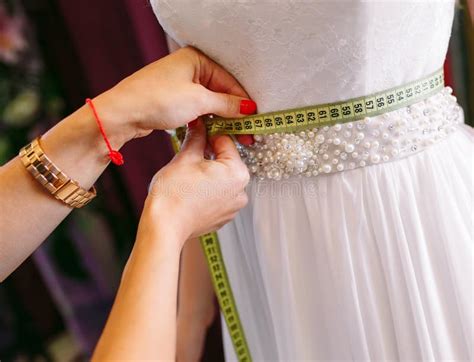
xmin=217 ymin=124 xmax=474 ymax=361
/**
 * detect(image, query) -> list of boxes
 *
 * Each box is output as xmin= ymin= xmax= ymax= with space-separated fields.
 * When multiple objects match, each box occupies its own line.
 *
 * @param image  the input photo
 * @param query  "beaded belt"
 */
xmin=168 ymin=75 xmax=463 ymax=362
xmin=237 ymin=87 xmax=462 ymax=180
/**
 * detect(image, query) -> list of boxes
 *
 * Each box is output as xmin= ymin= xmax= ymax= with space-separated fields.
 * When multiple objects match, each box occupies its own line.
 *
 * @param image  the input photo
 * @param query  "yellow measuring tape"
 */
xmin=170 ymin=68 xmax=445 ymax=362
xmin=206 ymin=68 xmax=444 ymax=136
xmin=200 ymin=233 xmax=251 ymax=361
xmin=169 ymin=135 xmax=252 ymax=362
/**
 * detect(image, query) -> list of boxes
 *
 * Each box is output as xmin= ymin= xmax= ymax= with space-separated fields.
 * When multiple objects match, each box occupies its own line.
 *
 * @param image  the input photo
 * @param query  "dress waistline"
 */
xmin=238 ymin=87 xmax=462 ymax=180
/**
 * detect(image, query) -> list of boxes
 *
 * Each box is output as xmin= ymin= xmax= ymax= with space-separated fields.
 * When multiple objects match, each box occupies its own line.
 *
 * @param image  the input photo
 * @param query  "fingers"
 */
xmin=235 ymin=191 xmax=249 ymax=210
xmin=179 ymin=119 xmax=207 ymax=160
xmin=208 ymin=134 xmax=241 ymax=162
xmin=236 ymin=134 xmax=255 ymax=146
xmin=198 ymin=88 xmax=257 ymax=119
xmin=195 ymin=50 xmax=250 ymax=98
xmin=196 ymin=88 xmax=255 ymax=145
xmin=209 ymin=135 xmax=250 ymax=189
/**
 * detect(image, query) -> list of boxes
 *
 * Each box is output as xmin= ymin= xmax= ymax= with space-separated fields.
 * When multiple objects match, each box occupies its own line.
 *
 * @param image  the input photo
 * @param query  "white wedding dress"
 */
xmin=151 ymin=1 xmax=473 ymax=360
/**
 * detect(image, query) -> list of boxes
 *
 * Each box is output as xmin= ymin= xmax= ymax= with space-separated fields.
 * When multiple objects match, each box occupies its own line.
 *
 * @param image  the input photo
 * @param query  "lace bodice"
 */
xmin=151 ymin=0 xmax=460 ymax=180
xmin=151 ymin=0 xmax=455 ymax=113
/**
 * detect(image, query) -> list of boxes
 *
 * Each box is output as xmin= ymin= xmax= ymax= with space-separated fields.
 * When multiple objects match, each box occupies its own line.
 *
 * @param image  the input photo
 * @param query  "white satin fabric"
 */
xmin=151 ymin=1 xmax=473 ymax=360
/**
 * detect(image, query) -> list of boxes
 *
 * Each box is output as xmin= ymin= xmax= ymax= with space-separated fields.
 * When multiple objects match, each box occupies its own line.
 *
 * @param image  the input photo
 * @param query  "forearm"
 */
xmin=176 ymin=238 xmax=216 ymax=361
xmin=0 ymin=92 xmax=127 ymax=280
xmin=92 ymin=207 xmax=182 ymax=361
xmin=0 ymin=46 xmax=252 ymax=281
xmin=469 ymin=0 xmax=474 ymax=24
xmin=178 ymin=237 xmax=215 ymax=323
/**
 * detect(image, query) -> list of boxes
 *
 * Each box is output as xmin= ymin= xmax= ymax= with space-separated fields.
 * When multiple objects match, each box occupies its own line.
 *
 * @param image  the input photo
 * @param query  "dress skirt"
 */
xmin=217 ymin=123 xmax=474 ymax=361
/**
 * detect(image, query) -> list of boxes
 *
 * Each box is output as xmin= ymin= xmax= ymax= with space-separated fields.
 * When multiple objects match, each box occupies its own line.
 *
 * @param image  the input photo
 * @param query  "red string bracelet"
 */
xmin=85 ymin=98 xmax=124 ymax=166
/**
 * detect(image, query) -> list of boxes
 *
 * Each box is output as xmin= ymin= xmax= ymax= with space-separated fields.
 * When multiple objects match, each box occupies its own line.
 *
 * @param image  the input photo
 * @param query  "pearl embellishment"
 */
xmin=238 ymin=87 xmax=461 ymax=180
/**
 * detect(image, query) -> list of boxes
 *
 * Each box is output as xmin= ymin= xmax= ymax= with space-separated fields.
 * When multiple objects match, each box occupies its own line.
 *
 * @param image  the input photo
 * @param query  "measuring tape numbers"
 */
xmin=168 ymin=68 xmax=445 ymax=362
xmin=169 ymin=134 xmax=252 ymax=362
xmin=200 ymin=233 xmax=252 ymax=361
xmin=205 ymin=68 xmax=444 ymax=136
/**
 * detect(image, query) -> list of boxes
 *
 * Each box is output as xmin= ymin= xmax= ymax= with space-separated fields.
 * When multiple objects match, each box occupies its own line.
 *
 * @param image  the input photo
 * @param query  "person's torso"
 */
xmin=151 ymin=0 xmax=455 ymax=113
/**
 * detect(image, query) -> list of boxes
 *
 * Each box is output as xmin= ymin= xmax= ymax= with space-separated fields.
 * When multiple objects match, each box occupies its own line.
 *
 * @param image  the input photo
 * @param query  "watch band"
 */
xmin=19 ymin=137 xmax=97 ymax=208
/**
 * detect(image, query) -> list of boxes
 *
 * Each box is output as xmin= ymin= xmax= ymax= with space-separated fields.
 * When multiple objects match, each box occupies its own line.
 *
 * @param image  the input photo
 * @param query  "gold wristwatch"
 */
xmin=19 ymin=137 xmax=96 ymax=208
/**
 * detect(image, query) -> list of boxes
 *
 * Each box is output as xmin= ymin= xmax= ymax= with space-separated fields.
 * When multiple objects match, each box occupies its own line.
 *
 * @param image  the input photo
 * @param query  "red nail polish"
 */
xmin=237 ymin=134 xmax=255 ymax=146
xmin=240 ymin=100 xmax=257 ymax=115
xmin=187 ymin=119 xmax=198 ymax=128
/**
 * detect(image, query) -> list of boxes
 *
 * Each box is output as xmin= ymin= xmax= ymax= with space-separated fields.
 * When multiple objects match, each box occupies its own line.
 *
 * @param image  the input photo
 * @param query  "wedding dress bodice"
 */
xmin=150 ymin=4 xmax=472 ymax=361
xmin=151 ymin=0 xmax=460 ymax=180
xmin=151 ymin=0 xmax=455 ymax=113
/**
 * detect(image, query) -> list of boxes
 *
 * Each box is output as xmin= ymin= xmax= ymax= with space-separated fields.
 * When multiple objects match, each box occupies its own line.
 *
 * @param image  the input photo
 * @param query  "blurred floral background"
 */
xmin=0 ymin=0 xmax=472 ymax=360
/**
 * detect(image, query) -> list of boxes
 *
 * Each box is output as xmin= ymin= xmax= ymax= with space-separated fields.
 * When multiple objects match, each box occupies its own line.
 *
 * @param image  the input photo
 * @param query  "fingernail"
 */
xmin=187 ymin=119 xmax=198 ymax=128
xmin=237 ymin=135 xmax=255 ymax=146
xmin=240 ymin=99 xmax=257 ymax=115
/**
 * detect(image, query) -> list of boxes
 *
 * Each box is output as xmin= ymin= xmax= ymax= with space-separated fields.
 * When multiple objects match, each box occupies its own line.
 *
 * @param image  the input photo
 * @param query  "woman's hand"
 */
xmin=145 ymin=118 xmax=250 ymax=246
xmin=93 ymin=118 xmax=249 ymax=361
xmin=93 ymin=46 xmax=256 ymax=146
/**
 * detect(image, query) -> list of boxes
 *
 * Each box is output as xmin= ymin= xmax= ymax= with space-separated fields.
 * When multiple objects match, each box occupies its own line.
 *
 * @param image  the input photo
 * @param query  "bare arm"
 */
xmin=176 ymin=238 xmax=216 ymax=361
xmin=0 ymin=102 xmax=114 ymax=280
xmin=468 ymin=0 xmax=474 ymax=23
xmin=165 ymin=38 xmax=218 ymax=359
xmin=0 ymin=47 xmax=254 ymax=281
xmin=92 ymin=207 xmax=183 ymax=360
xmin=92 ymin=120 xmax=249 ymax=360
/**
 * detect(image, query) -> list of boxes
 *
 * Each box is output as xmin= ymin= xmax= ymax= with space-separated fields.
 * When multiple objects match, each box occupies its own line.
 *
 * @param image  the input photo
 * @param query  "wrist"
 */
xmin=143 ymin=195 xmax=193 ymax=246
xmin=92 ymin=89 xmax=138 ymax=146
xmin=39 ymin=102 xmax=120 ymax=188
xmin=134 ymin=209 xmax=183 ymax=260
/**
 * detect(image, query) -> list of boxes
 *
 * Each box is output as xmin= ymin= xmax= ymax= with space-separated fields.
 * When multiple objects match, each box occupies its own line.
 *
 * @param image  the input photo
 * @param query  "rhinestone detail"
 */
xmin=238 ymin=87 xmax=462 ymax=181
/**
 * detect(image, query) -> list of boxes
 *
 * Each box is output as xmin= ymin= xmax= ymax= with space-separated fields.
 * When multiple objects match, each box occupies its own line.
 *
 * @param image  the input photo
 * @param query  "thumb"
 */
xmin=208 ymin=134 xmax=241 ymax=164
xmin=179 ymin=119 xmax=207 ymax=159
xmin=199 ymin=88 xmax=257 ymax=118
